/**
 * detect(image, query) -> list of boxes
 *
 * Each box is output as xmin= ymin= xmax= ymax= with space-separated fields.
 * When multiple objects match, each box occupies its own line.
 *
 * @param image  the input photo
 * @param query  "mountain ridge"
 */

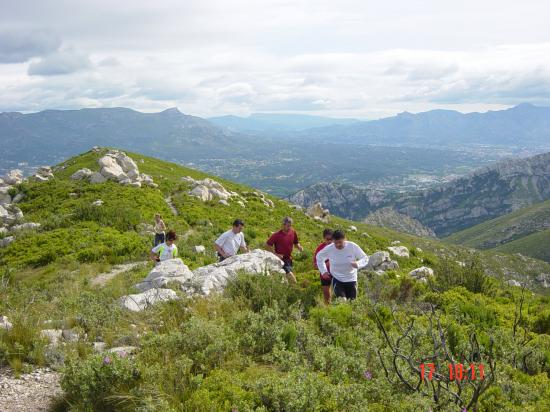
xmin=290 ymin=151 xmax=550 ymax=237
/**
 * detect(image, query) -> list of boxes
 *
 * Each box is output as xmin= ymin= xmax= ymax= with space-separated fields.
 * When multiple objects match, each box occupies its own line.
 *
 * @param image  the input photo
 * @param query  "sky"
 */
xmin=0 ymin=0 xmax=549 ymax=119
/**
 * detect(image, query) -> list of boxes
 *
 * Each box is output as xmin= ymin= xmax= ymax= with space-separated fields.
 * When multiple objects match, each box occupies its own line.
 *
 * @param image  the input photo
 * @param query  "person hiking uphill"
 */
xmin=314 ymin=228 xmax=334 ymax=304
xmin=315 ymin=229 xmax=368 ymax=300
xmin=150 ymin=230 xmax=178 ymax=263
xmin=266 ymin=216 xmax=303 ymax=284
xmin=214 ymin=219 xmax=249 ymax=261
xmin=153 ymin=213 xmax=167 ymax=246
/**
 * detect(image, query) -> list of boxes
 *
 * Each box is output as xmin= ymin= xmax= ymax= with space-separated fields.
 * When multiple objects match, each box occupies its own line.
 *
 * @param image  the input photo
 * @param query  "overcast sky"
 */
xmin=1 ymin=0 xmax=549 ymax=118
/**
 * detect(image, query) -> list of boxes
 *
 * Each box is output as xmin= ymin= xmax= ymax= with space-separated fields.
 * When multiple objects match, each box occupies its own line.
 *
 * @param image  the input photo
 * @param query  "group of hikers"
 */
xmin=150 ymin=214 xmax=369 ymax=303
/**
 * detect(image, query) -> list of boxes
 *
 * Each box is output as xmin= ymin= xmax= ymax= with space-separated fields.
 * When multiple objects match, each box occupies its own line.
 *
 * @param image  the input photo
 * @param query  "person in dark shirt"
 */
xmin=266 ymin=216 xmax=303 ymax=284
xmin=314 ymin=228 xmax=333 ymax=304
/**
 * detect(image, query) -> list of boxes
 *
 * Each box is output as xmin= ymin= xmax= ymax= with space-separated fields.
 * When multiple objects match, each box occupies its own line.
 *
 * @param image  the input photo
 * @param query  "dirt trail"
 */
xmin=165 ymin=195 xmax=178 ymax=216
xmin=0 ymin=367 xmax=62 ymax=412
xmin=91 ymin=261 xmax=147 ymax=286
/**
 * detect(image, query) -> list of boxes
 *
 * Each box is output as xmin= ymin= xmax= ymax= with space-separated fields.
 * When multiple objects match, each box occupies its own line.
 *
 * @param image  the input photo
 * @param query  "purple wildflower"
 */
xmin=363 ymin=370 xmax=372 ymax=380
xmin=103 ymin=356 xmax=112 ymax=365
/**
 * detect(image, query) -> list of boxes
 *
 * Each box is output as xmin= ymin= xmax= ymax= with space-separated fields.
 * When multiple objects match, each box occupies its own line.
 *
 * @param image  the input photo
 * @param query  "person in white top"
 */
xmin=316 ymin=229 xmax=369 ymax=300
xmin=150 ymin=230 xmax=178 ymax=262
xmin=214 ymin=219 xmax=249 ymax=261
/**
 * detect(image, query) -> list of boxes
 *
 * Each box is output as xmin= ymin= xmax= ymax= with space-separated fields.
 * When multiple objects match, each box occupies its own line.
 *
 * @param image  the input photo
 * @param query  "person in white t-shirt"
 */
xmin=214 ymin=219 xmax=249 ymax=261
xmin=315 ymin=229 xmax=369 ymax=300
xmin=150 ymin=230 xmax=178 ymax=263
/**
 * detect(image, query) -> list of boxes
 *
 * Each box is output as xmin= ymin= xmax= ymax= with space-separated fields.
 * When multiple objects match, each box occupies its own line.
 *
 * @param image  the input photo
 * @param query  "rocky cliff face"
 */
xmin=290 ymin=152 xmax=550 ymax=237
xmin=363 ymin=207 xmax=436 ymax=238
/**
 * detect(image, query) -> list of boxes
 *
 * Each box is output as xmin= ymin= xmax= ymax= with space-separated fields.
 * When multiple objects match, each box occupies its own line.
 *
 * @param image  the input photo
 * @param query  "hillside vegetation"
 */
xmin=1 ymin=148 xmax=550 ymax=411
xmin=445 ymin=200 xmax=550 ymax=262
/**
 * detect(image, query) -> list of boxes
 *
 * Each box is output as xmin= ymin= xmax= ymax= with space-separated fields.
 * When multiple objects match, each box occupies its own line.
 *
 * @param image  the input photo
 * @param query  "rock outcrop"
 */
xmin=306 ymin=202 xmax=330 ymax=223
xmin=364 ymin=251 xmax=399 ymax=272
xmin=31 ymin=166 xmax=54 ymax=182
xmin=71 ymin=150 xmax=157 ymax=188
xmin=364 ymin=207 xmax=436 ymax=238
xmin=387 ymin=246 xmax=409 ymax=258
xmin=183 ymin=249 xmax=284 ymax=295
xmin=183 ymin=176 xmax=234 ymax=201
xmin=119 ymin=289 xmax=179 ymax=312
xmin=408 ymin=266 xmax=434 ymax=282
xmin=121 ymin=250 xmax=285 ymax=311
xmin=134 ymin=258 xmax=193 ymax=292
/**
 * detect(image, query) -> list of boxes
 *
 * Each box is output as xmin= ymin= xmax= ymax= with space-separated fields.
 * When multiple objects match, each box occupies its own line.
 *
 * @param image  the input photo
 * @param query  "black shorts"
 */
xmin=282 ymin=260 xmax=293 ymax=274
xmin=320 ymin=273 xmax=332 ymax=286
xmin=217 ymin=252 xmax=226 ymax=262
xmin=332 ymin=278 xmax=357 ymax=300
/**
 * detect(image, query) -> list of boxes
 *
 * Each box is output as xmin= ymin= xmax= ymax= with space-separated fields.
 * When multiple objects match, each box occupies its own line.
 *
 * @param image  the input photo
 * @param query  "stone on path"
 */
xmin=388 ymin=246 xmax=409 ymax=258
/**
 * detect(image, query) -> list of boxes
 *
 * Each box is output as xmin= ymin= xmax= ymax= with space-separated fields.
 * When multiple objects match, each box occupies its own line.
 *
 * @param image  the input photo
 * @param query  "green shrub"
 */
xmin=61 ymin=353 xmax=140 ymax=411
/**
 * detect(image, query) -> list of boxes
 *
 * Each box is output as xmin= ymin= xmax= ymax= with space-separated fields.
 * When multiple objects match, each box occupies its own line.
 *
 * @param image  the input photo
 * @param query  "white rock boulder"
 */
xmin=349 ymin=225 xmax=358 ymax=232
xmin=135 ymin=258 xmax=194 ymax=292
xmin=99 ymin=155 xmax=127 ymax=180
xmin=183 ymin=249 xmax=285 ymax=296
xmin=0 ymin=186 xmax=11 ymax=205
xmin=306 ymin=202 xmax=330 ymax=223
xmin=119 ymin=288 xmax=179 ymax=312
xmin=388 ymin=246 xmax=410 ymax=258
xmin=194 ymin=245 xmax=206 ymax=254
xmin=408 ymin=266 xmax=434 ymax=282
xmin=0 ymin=236 xmax=14 ymax=248
xmin=3 ymin=170 xmax=23 ymax=185
xmin=71 ymin=168 xmax=93 ymax=180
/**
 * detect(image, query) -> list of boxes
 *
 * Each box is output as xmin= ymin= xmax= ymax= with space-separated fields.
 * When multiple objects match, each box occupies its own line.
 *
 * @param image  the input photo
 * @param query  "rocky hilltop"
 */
xmin=290 ymin=151 xmax=550 ymax=237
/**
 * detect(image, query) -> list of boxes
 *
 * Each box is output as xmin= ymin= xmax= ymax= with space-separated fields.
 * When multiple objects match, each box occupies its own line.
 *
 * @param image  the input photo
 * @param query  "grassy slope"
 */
xmin=445 ymin=200 xmax=550 ymax=261
xmin=1 ymin=148 xmax=550 ymax=411
xmin=494 ymin=229 xmax=550 ymax=262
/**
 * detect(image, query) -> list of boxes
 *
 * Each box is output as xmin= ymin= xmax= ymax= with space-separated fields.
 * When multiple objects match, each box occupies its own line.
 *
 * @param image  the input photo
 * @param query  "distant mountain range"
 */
xmin=290 ymin=151 xmax=550 ymax=237
xmin=1 ymin=104 xmax=549 ymax=198
xmin=298 ymin=103 xmax=550 ymax=147
xmin=209 ymin=113 xmax=358 ymax=133
xmin=0 ymin=107 xmax=251 ymax=167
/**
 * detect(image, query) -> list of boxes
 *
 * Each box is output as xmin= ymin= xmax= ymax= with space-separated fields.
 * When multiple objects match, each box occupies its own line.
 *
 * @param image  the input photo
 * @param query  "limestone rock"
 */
xmin=93 ymin=342 xmax=107 ymax=352
xmin=219 ymin=199 xmax=229 ymax=206
xmin=388 ymin=246 xmax=409 ymax=258
xmin=12 ymin=193 xmax=24 ymax=203
xmin=182 ymin=249 xmax=284 ymax=296
xmin=119 ymin=288 xmax=179 ymax=312
xmin=306 ymin=202 xmax=330 ymax=223
xmin=349 ymin=225 xmax=358 ymax=232
xmin=99 ymin=155 xmax=127 ymax=181
xmin=90 ymin=172 xmax=107 ymax=184
xmin=108 ymin=346 xmax=137 ymax=356
xmin=32 ymin=166 xmax=54 ymax=181
xmin=0 ymin=187 xmax=11 ymax=205
xmin=367 ymin=251 xmax=390 ymax=269
xmin=0 ymin=236 xmax=14 ymax=248
xmin=0 ymin=315 xmax=12 ymax=330
xmin=186 ymin=177 xmax=235 ymax=202
xmin=3 ymin=170 xmax=23 ymax=185
xmin=40 ymin=329 xmax=63 ymax=346
xmin=135 ymin=258 xmax=193 ymax=292
xmin=71 ymin=168 xmax=93 ymax=180
xmin=11 ymin=222 xmax=40 ymax=232
xmin=506 ymin=279 xmax=522 ymax=287
xmin=92 ymin=199 xmax=104 ymax=206
xmin=194 ymin=245 xmax=206 ymax=253
xmin=408 ymin=266 xmax=434 ymax=282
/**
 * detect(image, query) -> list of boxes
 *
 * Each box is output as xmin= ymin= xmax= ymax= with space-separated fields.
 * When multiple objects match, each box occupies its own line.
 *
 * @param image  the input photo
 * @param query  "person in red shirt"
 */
xmin=266 ymin=216 xmax=303 ymax=284
xmin=314 ymin=228 xmax=334 ymax=304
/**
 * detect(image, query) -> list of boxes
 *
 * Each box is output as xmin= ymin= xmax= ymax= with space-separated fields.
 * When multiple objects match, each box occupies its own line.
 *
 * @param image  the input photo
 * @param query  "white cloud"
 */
xmin=28 ymin=47 xmax=92 ymax=76
xmin=0 ymin=29 xmax=60 ymax=63
xmin=0 ymin=1 xmax=550 ymax=117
